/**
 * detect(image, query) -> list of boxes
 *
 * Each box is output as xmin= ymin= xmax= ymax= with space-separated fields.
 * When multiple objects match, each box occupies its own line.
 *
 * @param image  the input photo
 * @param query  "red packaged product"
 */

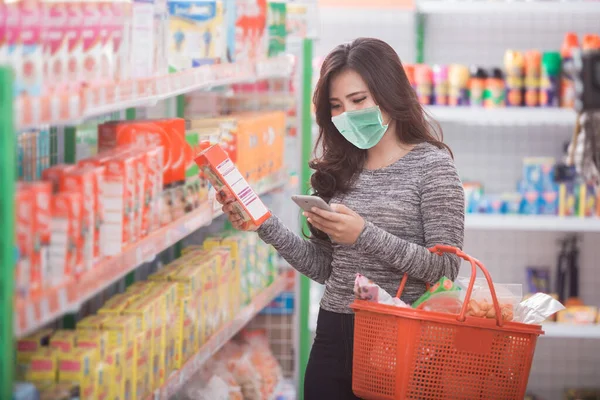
xmin=15 ymin=183 xmax=35 ymax=299
xmin=50 ymin=191 xmax=82 ymax=283
xmin=103 ymin=155 xmax=135 ymax=254
xmin=60 ymin=168 xmax=96 ymax=274
xmin=42 ymin=164 xmax=74 ymax=192
xmin=20 ymin=181 xmax=52 ymax=295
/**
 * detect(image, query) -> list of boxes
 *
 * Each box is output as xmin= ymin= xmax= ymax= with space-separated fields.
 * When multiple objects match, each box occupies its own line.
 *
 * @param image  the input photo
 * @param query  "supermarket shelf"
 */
xmin=14 ymin=171 xmax=288 ymax=337
xmin=426 ymin=106 xmax=577 ymax=126
xmin=543 ymin=323 xmax=600 ymax=339
xmin=417 ymin=1 xmax=600 ymax=14
xmin=465 ymin=214 xmax=600 ymax=232
xmin=16 ymin=56 xmax=294 ymax=130
xmin=151 ymin=273 xmax=289 ymax=400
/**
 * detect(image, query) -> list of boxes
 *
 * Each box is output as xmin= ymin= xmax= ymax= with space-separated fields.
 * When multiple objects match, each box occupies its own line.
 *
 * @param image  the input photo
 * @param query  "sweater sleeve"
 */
xmin=353 ymin=150 xmax=465 ymax=283
xmin=257 ymin=214 xmax=334 ymax=284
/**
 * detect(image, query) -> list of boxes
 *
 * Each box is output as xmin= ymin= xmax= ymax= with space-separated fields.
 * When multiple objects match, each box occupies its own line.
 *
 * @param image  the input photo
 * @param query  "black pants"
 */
xmin=304 ymin=308 xmax=361 ymax=400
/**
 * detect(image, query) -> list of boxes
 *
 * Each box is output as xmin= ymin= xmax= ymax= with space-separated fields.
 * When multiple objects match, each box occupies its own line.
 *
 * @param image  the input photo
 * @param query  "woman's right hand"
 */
xmin=216 ymin=189 xmax=259 ymax=232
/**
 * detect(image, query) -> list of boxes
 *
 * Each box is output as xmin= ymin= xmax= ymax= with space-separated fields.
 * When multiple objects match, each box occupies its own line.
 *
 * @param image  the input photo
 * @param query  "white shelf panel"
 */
xmin=417 ymin=1 xmax=600 ymax=14
xmin=465 ymin=214 xmax=600 ymax=232
xmin=543 ymin=323 xmax=600 ymax=339
xmin=426 ymin=106 xmax=577 ymax=126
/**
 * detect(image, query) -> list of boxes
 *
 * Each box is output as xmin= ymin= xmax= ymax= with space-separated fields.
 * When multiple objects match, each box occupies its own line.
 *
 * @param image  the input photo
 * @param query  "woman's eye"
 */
xmin=353 ymin=97 xmax=367 ymax=104
xmin=330 ymin=104 xmax=340 ymax=110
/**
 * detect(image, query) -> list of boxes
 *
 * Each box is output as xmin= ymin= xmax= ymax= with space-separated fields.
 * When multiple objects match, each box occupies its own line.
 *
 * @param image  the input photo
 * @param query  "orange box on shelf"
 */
xmin=15 ymin=183 xmax=35 ymax=299
xmin=97 ymin=118 xmax=189 ymax=186
xmin=75 ymin=164 xmax=106 ymax=262
xmin=60 ymin=169 xmax=97 ymax=274
xmin=557 ymin=306 xmax=598 ymax=324
xmin=41 ymin=164 xmax=74 ymax=192
xmin=50 ymin=191 xmax=83 ymax=284
xmin=259 ymin=111 xmax=286 ymax=177
xmin=195 ymin=144 xmax=271 ymax=228
xmin=143 ymin=146 xmax=164 ymax=235
xmin=19 ymin=181 xmax=53 ymax=296
xmin=102 ymin=155 xmax=135 ymax=255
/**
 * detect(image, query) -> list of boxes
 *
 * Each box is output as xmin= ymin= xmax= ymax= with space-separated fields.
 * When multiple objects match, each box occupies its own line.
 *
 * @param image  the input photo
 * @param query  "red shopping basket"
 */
xmin=351 ymin=245 xmax=544 ymax=400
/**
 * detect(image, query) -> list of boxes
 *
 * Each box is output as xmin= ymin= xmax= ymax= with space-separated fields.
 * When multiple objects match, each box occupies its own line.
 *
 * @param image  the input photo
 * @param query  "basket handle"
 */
xmin=395 ymin=245 xmax=505 ymax=327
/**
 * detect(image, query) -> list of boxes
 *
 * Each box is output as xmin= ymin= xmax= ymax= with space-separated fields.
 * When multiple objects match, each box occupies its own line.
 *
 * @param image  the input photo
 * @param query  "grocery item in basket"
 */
xmin=466 ymin=298 xmax=515 ymax=321
xmin=412 ymin=276 xmax=459 ymax=309
xmin=456 ymin=277 xmax=522 ymax=309
xmin=514 ymin=293 xmax=565 ymax=324
xmin=415 ymin=291 xmax=463 ymax=314
xmin=354 ymin=274 xmax=409 ymax=308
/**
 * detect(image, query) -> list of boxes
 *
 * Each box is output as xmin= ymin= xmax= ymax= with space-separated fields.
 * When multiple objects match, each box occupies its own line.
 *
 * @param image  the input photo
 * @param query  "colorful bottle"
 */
xmin=582 ymin=34 xmax=600 ymax=52
xmin=414 ymin=64 xmax=433 ymax=105
xmin=432 ymin=65 xmax=448 ymax=106
xmin=504 ymin=49 xmax=524 ymax=107
xmin=484 ymin=68 xmax=505 ymax=108
xmin=560 ymin=33 xmax=579 ymax=109
xmin=468 ymin=66 xmax=486 ymax=107
xmin=540 ymin=51 xmax=561 ymax=107
xmin=448 ymin=64 xmax=469 ymax=106
xmin=403 ymin=63 xmax=417 ymax=93
xmin=524 ymin=50 xmax=541 ymax=107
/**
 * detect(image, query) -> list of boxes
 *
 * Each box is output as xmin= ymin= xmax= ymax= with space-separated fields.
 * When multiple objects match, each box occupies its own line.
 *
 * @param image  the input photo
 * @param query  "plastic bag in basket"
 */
xmin=354 ymin=274 xmax=409 ymax=308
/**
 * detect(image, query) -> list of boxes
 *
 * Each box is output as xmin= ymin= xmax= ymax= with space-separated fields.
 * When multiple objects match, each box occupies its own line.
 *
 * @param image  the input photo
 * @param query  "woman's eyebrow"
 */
xmin=329 ymin=91 xmax=367 ymax=101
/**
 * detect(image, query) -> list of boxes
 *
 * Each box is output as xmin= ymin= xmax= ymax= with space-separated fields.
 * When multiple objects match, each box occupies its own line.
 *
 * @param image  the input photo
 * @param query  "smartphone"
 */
xmin=292 ymin=195 xmax=334 ymax=213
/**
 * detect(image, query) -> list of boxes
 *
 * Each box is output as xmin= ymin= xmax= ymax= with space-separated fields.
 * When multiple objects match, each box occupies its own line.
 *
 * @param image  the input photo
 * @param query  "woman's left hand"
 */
xmin=304 ymin=204 xmax=365 ymax=245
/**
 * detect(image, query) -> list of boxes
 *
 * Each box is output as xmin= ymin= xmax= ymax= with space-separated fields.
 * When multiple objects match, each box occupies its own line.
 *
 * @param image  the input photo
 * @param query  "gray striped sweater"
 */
xmin=257 ymin=142 xmax=465 ymax=314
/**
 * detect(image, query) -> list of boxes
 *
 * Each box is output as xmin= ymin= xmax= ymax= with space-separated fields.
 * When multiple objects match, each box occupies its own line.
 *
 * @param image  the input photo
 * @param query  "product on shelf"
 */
xmin=524 ymin=50 xmax=541 ymax=107
xmin=195 ymin=143 xmax=271 ymax=229
xmin=267 ymin=1 xmax=287 ymax=57
xmin=414 ymin=64 xmax=433 ymax=106
xmin=432 ymin=64 xmax=448 ymax=106
xmin=560 ymin=32 xmax=579 ymax=109
xmin=484 ymin=67 xmax=505 ymax=108
xmin=167 ymin=0 xmax=224 ymax=70
xmin=541 ymin=51 xmax=561 ymax=108
xmin=469 ymin=66 xmax=486 ymax=107
xmin=504 ymin=49 xmax=524 ymax=107
xmin=449 ymin=64 xmax=469 ymax=106
xmin=463 ymin=157 xmax=600 ymax=217
xmin=557 ymin=306 xmax=598 ymax=324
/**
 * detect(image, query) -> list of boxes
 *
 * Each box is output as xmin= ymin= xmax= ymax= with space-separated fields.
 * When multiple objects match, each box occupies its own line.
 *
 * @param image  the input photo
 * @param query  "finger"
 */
xmin=218 ymin=189 xmax=235 ymax=203
xmin=307 ymin=217 xmax=336 ymax=236
xmin=309 ymin=207 xmax=343 ymax=223
xmin=330 ymin=203 xmax=354 ymax=215
xmin=304 ymin=212 xmax=338 ymax=231
xmin=232 ymin=219 xmax=246 ymax=230
xmin=229 ymin=213 xmax=243 ymax=223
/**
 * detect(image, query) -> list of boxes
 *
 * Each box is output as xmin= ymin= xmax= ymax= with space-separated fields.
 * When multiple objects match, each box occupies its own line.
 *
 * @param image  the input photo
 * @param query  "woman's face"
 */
xmin=328 ymin=69 xmax=390 ymax=122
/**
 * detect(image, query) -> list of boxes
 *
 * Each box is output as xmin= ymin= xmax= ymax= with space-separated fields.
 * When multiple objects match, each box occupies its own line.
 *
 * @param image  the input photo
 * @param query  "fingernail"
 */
xmin=302 ymin=212 xmax=307 ymax=217
xmin=311 ymin=207 xmax=317 ymax=213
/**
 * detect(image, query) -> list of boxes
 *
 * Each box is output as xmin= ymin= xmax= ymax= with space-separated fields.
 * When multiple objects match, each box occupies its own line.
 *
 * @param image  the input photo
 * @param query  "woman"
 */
xmin=217 ymin=38 xmax=465 ymax=399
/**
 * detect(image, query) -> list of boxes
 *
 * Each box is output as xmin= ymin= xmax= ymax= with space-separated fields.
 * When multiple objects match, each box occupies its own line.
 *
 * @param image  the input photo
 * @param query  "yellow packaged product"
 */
xmin=153 ymin=282 xmax=179 ymax=374
xmin=49 ymin=330 xmax=78 ymax=353
xmin=102 ymin=315 xmax=136 ymax=400
xmin=57 ymin=348 xmax=98 ymax=399
xmin=140 ymin=290 xmax=166 ymax=389
xmin=133 ymin=330 xmax=151 ymax=400
xmin=76 ymin=329 xmax=109 ymax=361
xmin=123 ymin=298 xmax=155 ymax=394
xmin=204 ymin=234 xmax=243 ymax=309
xmin=174 ymin=295 xmax=197 ymax=368
xmin=25 ymin=348 xmax=58 ymax=385
xmin=95 ymin=361 xmax=114 ymax=400
xmin=76 ymin=314 xmax=107 ymax=330
xmin=98 ymin=292 xmax=139 ymax=315
xmin=16 ymin=329 xmax=53 ymax=380
xmin=104 ymin=346 xmax=125 ymax=400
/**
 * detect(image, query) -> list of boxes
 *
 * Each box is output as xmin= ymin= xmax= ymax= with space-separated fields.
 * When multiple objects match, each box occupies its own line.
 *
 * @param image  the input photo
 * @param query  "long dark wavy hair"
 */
xmin=308 ymin=38 xmax=451 ymax=239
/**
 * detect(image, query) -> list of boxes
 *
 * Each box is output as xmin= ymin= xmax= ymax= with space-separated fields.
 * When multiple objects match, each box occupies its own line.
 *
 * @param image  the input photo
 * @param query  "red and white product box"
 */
xmin=42 ymin=164 xmax=74 ymax=192
xmin=144 ymin=146 xmax=164 ymax=233
xmin=60 ymin=169 xmax=96 ymax=274
xmin=15 ymin=184 xmax=34 ymax=299
xmin=129 ymin=149 xmax=146 ymax=241
xmin=50 ymin=191 xmax=82 ymax=285
xmin=43 ymin=0 xmax=68 ymax=93
xmin=195 ymin=144 xmax=271 ymax=228
xmin=103 ymin=155 xmax=135 ymax=255
xmin=21 ymin=181 xmax=52 ymax=294
xmin=0 ymin=0 xmax=7 ymax=64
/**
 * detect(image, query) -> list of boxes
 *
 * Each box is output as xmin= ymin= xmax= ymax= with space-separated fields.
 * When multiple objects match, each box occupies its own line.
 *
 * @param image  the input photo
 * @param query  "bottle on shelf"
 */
xmin=448 ymin=64 xmax=469 ymax=106
xmin=540 ymin=51 xmax=561 ymax=108
xmin=469 ymin=66 xmax=486 ymax=108
xmin=432 ymin=65 xmax=448 ymax=106
xmin=504 ymin=49 xmax=524 ymax=107
xmin=484 ymin=68 xmax=505 ymax=108
xmin=524 ymin=50 xmax=541 ymax=108
xmin=560 ymin=32 xmax=579 ymax=109
xmin=414 ymin=64 xmax=433 ymax=106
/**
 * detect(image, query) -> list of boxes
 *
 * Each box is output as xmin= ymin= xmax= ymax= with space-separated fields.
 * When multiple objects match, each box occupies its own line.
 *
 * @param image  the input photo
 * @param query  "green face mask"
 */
xmin=331 ymin=106 xmax=389 ymax=150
